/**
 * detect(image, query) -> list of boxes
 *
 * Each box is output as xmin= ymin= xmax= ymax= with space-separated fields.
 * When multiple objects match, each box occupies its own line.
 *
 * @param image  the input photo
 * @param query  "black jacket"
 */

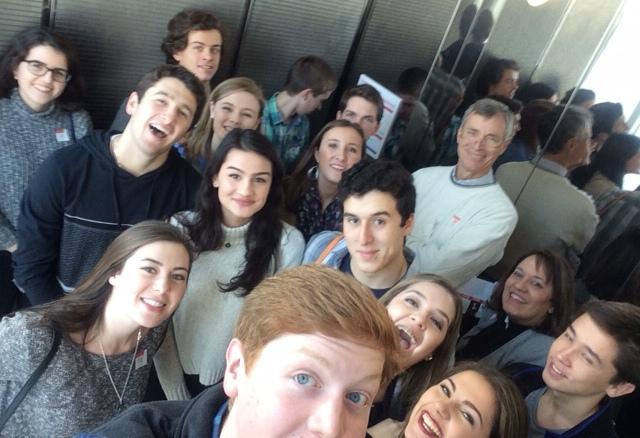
xmin=83 ymin=383 xmax=227 ymax=437
xmin=13 ymin=129 xmax=201 ymax=304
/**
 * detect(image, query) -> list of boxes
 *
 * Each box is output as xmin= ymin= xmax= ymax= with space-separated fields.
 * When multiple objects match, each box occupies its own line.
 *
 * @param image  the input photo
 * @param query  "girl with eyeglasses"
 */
xmin=0 ymin=28 xmax=92 ymax=281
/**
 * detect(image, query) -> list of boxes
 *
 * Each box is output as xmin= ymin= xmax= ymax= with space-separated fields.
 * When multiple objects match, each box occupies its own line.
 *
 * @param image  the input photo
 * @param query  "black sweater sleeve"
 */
xmin=13 ymin=152 xmax=66 ymax=304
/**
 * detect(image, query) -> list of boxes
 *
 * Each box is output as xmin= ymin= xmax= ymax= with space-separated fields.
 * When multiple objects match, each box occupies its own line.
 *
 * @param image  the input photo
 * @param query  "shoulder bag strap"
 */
xmin=314 ymin=234 xmax=343 ymax=264
xmin=0 ymin=328 xmax=61 ymax=431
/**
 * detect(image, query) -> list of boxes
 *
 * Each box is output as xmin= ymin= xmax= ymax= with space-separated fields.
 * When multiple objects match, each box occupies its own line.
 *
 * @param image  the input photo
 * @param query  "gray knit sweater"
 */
xmin=0 ymin=312 xmax=167 ymax=437
xmin=0 ymin=89 xmax=92 ymax=249
xmin=154 ymin=211 xmax=305 ymax=400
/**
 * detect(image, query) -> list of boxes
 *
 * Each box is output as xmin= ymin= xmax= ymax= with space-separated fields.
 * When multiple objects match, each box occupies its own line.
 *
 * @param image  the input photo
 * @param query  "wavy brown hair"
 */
xmin=488 ymin=249 xmax=575 ymax=336
xmin=283 ymin=119 xmax=364 ymax=220
xmin=379 ymin=274 xmax=463 ymax=415
xmin=402 ymin=362 xmax=528 ymax=438
xmin=29 ymin=221 xmax=193 ymax=344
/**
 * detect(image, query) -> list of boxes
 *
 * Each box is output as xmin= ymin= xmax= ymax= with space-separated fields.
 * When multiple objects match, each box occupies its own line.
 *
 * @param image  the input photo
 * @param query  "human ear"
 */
xmin=212 ymin=174 xmax=219 ymax=188
xmin=606 ymin=381 xmax=635 ymax=398
xmin=300 ymin=88 xmax=314 ymax=100
xmin=125 ymin=92 xmax=139 ymax=116
xmin=402 ymin=213 xmax=415 ymax=235
xmin=223 ymin=338 xmax=246 ymax=399
xmin=108 ymin=272 xmax=121 ymax=287
xmin=336 ymin=110 xmax=343 ymax=119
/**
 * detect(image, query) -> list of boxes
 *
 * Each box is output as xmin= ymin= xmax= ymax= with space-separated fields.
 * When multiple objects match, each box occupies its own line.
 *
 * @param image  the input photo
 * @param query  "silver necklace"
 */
xmin=98 ymin=328 xmax=142 ymax=406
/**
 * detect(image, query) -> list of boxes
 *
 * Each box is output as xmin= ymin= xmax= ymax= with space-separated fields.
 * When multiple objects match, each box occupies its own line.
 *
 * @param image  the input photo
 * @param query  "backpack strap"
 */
xmin=0 ymin=328 xmax=61 ymax=431
xmin=314 ymin=234 xmax=343 ymax=264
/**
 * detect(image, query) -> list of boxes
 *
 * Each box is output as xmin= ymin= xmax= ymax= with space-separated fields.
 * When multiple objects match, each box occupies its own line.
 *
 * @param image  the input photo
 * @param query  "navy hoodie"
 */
xmin=13 ymin=129 xmax=201 ymax=304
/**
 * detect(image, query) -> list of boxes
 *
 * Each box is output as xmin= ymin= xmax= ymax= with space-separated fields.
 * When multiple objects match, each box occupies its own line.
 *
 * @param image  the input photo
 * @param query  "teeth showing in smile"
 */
xmin=149 ymin=123 xmax=167 ymax=138
xmin=330 ymin=164 xmax=345 ymax=171
xmin=142 ymin=298 xmax=164 ymax=308
xmin=421 ymin=412 xmax=442 ymax=437
xmin=550 ymin=362 xmax=565 ymax=378
xmin=397 ymin=326 xmax=416 ymax=350
xmin=510 ymin=292 xmax=526 ymax=303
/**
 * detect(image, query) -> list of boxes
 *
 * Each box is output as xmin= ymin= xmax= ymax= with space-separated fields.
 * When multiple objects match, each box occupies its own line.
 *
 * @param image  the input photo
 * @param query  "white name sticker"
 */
xmin=135 ymin=349 xmax=148 ymax=370
xmin=55 ymin=128 xmax=70 ymax=142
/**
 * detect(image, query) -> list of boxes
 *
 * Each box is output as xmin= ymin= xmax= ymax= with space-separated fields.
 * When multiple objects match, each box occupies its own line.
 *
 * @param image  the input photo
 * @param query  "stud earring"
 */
xmin=425 ymin=355 xmax=433 ymax=362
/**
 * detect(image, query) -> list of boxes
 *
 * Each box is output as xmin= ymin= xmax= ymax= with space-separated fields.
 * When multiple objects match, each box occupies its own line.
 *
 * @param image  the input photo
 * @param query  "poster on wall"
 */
xmin=357 ymin=74 xmax=402 ymax=159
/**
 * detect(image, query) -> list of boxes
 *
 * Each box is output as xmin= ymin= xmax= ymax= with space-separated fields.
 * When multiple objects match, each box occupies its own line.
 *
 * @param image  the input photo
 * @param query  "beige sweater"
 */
xmin=154 ymin=212 xmax=305 ymax=400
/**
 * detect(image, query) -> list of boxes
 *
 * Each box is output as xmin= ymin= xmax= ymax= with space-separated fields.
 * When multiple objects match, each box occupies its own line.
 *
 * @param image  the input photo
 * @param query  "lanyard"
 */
xmin=211 ymin=400 xmax=228 ymax=438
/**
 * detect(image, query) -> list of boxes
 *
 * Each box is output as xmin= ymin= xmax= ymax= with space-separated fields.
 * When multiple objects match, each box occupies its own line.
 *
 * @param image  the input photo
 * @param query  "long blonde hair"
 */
xmin=185 ymin=77 xmax=265 ymax=163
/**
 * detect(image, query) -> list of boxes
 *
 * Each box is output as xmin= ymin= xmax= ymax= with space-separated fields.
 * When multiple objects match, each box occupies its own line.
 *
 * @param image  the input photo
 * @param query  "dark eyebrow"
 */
xmin=447 ymin=377 xmax=456 ymax=392
xmin=343 ymin=211 xmax=392 ymax=219
xmin=140 ymin=257 xmax=162 ymax=265
xmin=463 ymin=400 xmax=484 ymax=426
xmin=568 ymin=325 xmax=602 ymax=365
xmin=140 ymin=258 xmax=189 ymax=272
xmin=150 ymin=91 xmax=193 ymax=115
xmin=447 ymin=378 xmax=484 ymax=424
xmin=226 ymin=166 xmax=271 ymax=177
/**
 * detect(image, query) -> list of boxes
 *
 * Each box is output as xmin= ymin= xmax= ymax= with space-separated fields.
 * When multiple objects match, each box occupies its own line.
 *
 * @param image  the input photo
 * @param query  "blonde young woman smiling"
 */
xmin=185 ymin=77 xmax=264 ymax=171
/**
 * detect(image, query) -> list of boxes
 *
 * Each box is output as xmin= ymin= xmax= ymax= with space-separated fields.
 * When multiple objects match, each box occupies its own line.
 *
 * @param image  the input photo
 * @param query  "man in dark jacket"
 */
xmin=80 ymin=265 xmax=400 ymax=437
xmin=522 ymin=301 xmax=640 ymax=437
xmin=13 ymin=64 xmax=204 ymax=305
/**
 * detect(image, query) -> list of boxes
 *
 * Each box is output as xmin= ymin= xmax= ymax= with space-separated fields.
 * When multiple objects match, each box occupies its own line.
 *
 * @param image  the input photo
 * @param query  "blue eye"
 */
xmin=346 ymin=392 xmax=369 ymax=407
xmin=293 ymin=373 xmax=315 ymax=386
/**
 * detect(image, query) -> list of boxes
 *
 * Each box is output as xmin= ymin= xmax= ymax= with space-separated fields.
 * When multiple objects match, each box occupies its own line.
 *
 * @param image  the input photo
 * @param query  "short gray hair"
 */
xmin=461 ymin=98 xmax=515 ymax=141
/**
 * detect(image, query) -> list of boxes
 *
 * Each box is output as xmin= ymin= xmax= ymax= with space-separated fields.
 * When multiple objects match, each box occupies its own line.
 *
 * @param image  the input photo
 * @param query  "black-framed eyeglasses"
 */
xmin=22 ymin=60 xmax=71 ymax=83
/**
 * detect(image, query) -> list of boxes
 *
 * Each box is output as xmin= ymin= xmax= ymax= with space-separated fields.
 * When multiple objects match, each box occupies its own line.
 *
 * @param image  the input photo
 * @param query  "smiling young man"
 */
xmin=81 ymin=265 xmax=399 ymax=437
xmin=111 ymin=9 xmax=222 ymax=131
xmin=521 ymin=301 xmax=640 ymax=437
xmin=406 ymin=98 xmax=517 ymax=288
xmin=303 ymin=160 xmax=415 ymax=298
xmin=336 ymin=84 xmax=383 ymax=141
xmin=13 ymin=65 xmax=204 ymax=305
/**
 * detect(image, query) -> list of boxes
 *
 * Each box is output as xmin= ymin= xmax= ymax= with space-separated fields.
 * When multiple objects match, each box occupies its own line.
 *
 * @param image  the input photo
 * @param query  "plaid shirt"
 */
xmin=260 ymin=93 xmax=309 ymax=171
xmin=294 ymin=182 xmax=342 ymax=241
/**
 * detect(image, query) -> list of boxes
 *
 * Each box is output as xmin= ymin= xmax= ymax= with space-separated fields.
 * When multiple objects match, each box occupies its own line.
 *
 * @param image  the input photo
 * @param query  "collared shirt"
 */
xmin=261 ymin=93 xmax=310 ymax=172
xmin=535 ymin=156 xmax=568 ymax=177
xmin=450 ymin=166 xmax=496 ymax=187
xmin=295 ymin=182 xmax=342 ymax=241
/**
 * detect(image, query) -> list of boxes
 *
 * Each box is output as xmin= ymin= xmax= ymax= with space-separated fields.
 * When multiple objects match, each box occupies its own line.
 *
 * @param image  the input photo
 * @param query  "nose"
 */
xmin=41 ymin=70 xmax=55 ymax=83
xmin=237 ymin=177 xmax=252 ymax=196
xmin=556 ymin=345 xmax=576 ymax=367
xmin=307 ymin=397 xmax=345 ymax=437
xmin=358 ymin=222 xmax=373 ymax=245
xmin=202 ymin=49 xmax=214 ymax=61
xmin=433 ymin=399 xmax=451 ymax=421
xmin=336 ymin=146 xmax=347 ymax=162
xmin=228 ymin=110 xmax=239 ymax=126
xmin=153 ymin=275 xmax=169 ymax=294
xmin=411 ymin=313 xmax=425 ymax=330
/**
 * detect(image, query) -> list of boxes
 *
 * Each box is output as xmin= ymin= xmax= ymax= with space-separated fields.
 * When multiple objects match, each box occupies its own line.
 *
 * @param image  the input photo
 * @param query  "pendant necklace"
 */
xmin=99 ymin=328 xmax=142 ymax=407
